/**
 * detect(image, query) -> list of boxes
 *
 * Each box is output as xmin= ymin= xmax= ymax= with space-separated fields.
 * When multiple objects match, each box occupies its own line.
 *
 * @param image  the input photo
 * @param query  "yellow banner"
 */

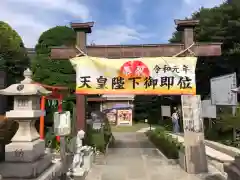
xmin=70 ymin=56 xmax=197 ymax=95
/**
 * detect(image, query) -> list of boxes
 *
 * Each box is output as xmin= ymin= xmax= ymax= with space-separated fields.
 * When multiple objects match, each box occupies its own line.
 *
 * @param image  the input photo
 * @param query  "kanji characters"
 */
xmin=96 ymin=76 xmax=107 ymax=89
xmin=78 ymin=76 xmax=91 ymax=88
xmin=112 ymin=76 xmax=125 ymax=89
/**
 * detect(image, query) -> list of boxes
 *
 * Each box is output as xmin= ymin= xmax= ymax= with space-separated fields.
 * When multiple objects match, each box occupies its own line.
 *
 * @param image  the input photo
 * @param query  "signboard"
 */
xmin=92 ymin=122 xmax=102 ymax=130
xmin=54 ymin=111 xmax=71 ymax=136
xmin=106 ymin=110 xmax=117 ymax=125
xmin=117 ymin=109 xmax=132 ymax=126
xmin=201 ymin=100 xmax=216 ymax=118
xmin=161 ymin=106 xmax=171 ymax=117
xmin=70 ymin=56 xmax=197 ymax=95
xmin=210 ymin=73 xmax=237 ymax=106
xmin=181 ymin=95 xmax=203 ymax=133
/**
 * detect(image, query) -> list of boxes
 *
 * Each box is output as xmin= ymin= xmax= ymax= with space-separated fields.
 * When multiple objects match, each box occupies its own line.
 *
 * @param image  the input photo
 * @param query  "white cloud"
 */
xmin=7 ymin=0 xmax=91 ymax=20
xmin=122 ymin=0 xmax=144 ymax=25
xmin=0 ymin=3 xmax=49 ymax=47
xmin=163 ymin=0 xmax=226 ymax=42
xmin=0 ymin=0 xmax=148 ymax=47
xmin=0 ymin=0 xmax=227 ymax=48
xmin=89 ymin=25 xmax=149 ymax=45
xmin=0 ymin=0 xmax=91 ymax=47
xmin=99 ymin=0 xmax=150 ymax=45
xmin=181 ymin=0 xmax=226 ymax=15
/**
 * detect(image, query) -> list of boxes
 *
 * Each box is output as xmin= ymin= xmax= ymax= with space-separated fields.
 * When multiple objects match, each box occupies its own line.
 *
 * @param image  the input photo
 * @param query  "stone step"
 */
xmin=224 ymin=163 xmax=240 ymax=180
xmin=205 ymin=140 xmax=240 ymax=158
xmin=233 ymin=157 xmax=240 ymax=170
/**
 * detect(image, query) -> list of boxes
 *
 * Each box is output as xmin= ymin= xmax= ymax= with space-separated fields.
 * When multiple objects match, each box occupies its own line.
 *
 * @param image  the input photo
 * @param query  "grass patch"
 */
xmin=111 ymin=123 xmax=150 ymax=132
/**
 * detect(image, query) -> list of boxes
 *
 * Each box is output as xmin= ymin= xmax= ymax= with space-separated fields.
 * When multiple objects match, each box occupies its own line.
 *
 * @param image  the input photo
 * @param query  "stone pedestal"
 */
xmin=0 ymin=69 xmax=61 ymax=180
xmin=82 ymin=147 xmax=94 ymax=172
xmin=184 ymin=132 xmax=208 ymax=174
xmin=181 ymin=95 xmax=208 ymax=174
xmin=178 ymin=151 xmax=186 ymax=171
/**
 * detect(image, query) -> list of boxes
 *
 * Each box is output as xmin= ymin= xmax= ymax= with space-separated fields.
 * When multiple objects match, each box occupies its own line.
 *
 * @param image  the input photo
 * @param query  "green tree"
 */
xmin=0 ymin=21 xmax=29 ymax=85
xmin=32 ymin=26 xmax=76 ymax=89
xmin=169 ymin=1 xmax=240 ymax=142
xmin=169 ymin=1 xmax=240 ymax=97
xmin=35 ymin=26 xmax=76 ymax=55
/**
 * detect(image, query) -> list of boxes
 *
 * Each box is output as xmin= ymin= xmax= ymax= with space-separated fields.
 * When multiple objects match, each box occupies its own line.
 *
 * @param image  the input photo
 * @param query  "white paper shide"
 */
xmin=54 ymin=111 xmax=71 ymax=136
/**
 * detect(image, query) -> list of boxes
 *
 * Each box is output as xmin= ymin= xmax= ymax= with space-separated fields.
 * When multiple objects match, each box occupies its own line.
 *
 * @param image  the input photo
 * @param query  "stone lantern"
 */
xmin=0 ymin=68 xmax=61 ymax=179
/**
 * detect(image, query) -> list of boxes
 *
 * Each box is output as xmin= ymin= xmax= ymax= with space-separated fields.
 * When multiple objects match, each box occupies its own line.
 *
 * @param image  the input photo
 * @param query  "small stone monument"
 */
xmin=68 ymin=130 xmax=87 ymax=177
xmin=0 ymin=68 xmax=62 ymax=180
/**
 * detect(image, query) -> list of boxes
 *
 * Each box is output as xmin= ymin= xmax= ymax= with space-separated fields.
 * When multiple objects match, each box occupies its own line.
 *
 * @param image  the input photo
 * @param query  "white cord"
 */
xmin=75 ymin=46 xmax=88 ymax=57
xmin=173 ymin=43 xmax=195 ymax=57
xmin=75 ymin=43 xmax=196 ymax=58
xmin=74 ymin=43 xmax=196 ymax=78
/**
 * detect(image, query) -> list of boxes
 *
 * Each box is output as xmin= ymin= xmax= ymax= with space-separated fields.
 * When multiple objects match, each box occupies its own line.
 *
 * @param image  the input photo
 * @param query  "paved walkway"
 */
xmin=85 ymin=132 xmax=203 ymax=180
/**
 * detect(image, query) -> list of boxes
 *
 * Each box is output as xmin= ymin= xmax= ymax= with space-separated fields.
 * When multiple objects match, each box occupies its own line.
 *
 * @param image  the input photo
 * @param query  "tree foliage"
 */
xmin=0 ymin=21 xmax=29 ymax=85
xmin=32 ymin=26 xmax=76 ymax=89
xmin=35 ymin=26 xmax=76 ymax=55
xmin=169 ymin=1 xmax=240 ymax=97
xmin=135 ymin=1 xmax=240 ymax=122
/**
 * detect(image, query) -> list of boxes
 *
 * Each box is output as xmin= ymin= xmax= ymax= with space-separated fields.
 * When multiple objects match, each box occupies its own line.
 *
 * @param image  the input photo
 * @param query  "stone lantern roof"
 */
xmin=0 ymin=68 xmax=51 ymax=96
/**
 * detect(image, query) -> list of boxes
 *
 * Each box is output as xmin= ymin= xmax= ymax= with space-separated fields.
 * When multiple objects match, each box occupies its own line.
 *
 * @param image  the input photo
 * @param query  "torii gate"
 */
xmin=50 ymin=19 xmax=221 ymax=174
xmin=51 ymin=19 xmax=221 ymax=132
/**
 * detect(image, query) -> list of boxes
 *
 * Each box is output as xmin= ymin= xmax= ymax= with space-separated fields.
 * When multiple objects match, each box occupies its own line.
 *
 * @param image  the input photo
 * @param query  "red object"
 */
xmin=36 ymin=82 xmax=68 ymax=141
xmin=40 ymin=96 xmax=46 ymax=140
xmin=120 ymin=60 xmax=150 ymax=78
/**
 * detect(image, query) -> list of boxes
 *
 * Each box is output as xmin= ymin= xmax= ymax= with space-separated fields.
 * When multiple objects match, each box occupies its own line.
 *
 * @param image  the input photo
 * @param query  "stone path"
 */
xmin=85 ymin=132 xmax=203 ymax=180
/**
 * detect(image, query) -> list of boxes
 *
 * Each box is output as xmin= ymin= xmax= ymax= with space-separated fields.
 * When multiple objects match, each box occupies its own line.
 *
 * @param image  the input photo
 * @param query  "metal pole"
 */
xmin=60 ymin=136 xmax=67 ymax=180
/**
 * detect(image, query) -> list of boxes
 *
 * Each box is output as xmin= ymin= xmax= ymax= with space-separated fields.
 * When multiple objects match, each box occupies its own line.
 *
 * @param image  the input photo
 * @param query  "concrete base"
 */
xmin=1 ymin=160 xmax=62 ymax=180
xmin=178 ymin=151 xmax=187 ymax=171
xmin=67 ymin=168 xmax=85 ymax=177
xmin=0 ymin=154 xmax=52 ymax=178
xmin=184 ymin=132 xmax=208 ymax=174
xmin=83 ymin=150 xmax=94 ymax=172
xmin=224 ymin=163 xmax=240 ymax=180
xmin=5 ymin=139 xmax=45 ymax=162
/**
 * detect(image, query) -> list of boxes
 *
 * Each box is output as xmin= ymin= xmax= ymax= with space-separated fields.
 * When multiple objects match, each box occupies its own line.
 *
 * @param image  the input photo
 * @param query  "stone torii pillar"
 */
xmin=50 ymin=20 xmax=222 ymax=142
xmin=72 ymin=22 xmax=94 ymax=132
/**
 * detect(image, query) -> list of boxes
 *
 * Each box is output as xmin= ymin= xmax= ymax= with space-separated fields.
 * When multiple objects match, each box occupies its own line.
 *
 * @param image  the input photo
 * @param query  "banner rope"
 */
xmin=74 ymin=43 xmax=196 ymax=78
xmin=75 ymin=43 xmax=196 ymax=58
xmin=173 ymin=43 xmax=195 ymax=57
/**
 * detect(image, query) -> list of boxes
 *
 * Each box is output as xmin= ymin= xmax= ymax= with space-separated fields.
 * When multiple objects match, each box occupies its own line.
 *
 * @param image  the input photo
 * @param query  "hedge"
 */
xmin=146 ymin=127 xmax=184 ymax=159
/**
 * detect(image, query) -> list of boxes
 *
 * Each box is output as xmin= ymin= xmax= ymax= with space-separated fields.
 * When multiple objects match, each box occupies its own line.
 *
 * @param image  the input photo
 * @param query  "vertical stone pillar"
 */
xmin=71 ymin=22 xmax=94 ymax=131
xmin=175 ymin=19 xmax=208 ymax=174
xmin=175 ymin=19 xmax=198 ymax=48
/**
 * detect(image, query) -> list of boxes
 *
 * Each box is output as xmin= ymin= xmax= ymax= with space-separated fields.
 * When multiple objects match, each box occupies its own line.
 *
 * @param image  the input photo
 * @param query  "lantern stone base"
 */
xmin=0 ymin=154 xmax=52 ymax=179
xmin=5 ymin=139 xmax=45 ymax=162
xmin=0 ymin=160 xmax=62 ymax=180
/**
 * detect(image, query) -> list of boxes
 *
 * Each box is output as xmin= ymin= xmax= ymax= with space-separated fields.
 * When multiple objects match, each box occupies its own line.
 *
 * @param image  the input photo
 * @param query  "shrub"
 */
xmin=147 ymin=127 xmax=183 ymax=159
xmin=159 ymin=118 xmax=173 ymax=131
xmin=85 ymin=111 xmax=113 ymax=153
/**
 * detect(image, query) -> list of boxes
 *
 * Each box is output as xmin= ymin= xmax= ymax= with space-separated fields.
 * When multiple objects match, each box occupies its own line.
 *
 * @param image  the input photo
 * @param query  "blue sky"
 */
xmin=0 ymin=0 xmax=225 ymax=47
